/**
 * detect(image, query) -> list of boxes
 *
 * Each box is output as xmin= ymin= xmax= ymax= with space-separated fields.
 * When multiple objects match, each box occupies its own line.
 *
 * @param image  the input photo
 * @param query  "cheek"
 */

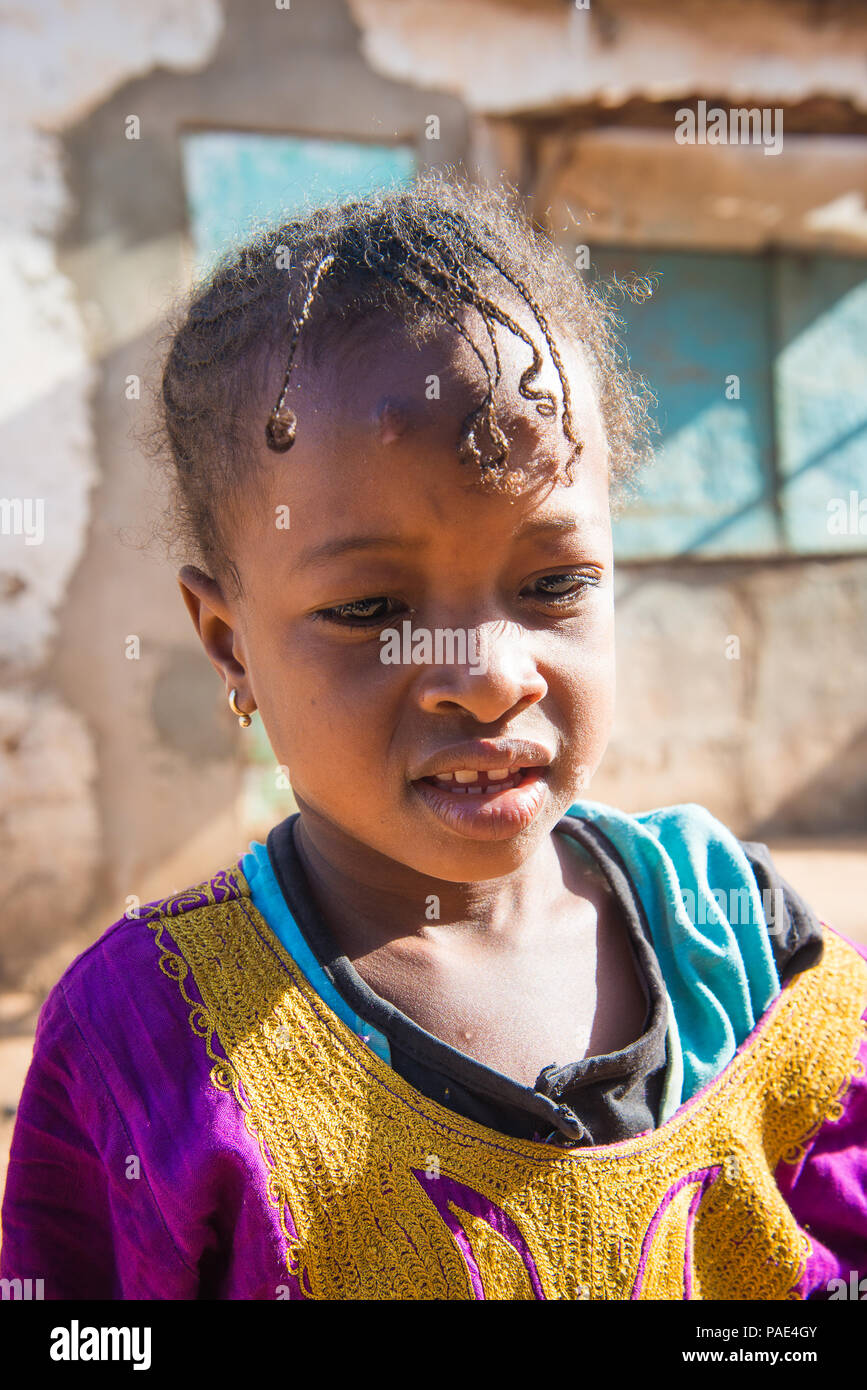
xmin=551 ymin=617 xmax=616 ymax=752
xmin=556 ymin=594 xmax=615 ymax=686
xmin=252 ymin=627 xmax=398 ymax=775
xmin=563 ymin=663 xmax=615 ymax=739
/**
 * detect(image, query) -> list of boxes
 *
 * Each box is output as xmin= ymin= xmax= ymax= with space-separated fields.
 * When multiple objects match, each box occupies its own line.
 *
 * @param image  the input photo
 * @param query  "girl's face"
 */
xmin=183 ymin=307 xmax=615 ymax=886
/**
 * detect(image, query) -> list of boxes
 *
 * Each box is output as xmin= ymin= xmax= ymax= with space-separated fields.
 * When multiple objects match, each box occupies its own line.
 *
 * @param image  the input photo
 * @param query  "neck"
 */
xmin=290 ymin=805 xmax=572 ymax=960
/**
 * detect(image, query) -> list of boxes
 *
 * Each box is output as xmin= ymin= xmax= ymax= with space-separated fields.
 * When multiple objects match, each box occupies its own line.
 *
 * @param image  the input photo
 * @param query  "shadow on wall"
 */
xmin=750 ymin=724 xmax=867 ymax=838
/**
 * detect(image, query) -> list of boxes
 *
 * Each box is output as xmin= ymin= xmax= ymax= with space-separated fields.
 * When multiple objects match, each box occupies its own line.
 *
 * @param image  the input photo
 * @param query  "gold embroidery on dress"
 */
xmin=146 ymin=871 xmax=867 ymax=1301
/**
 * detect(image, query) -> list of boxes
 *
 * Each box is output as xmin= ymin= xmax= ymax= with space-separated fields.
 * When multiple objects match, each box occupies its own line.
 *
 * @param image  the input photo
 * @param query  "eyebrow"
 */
xmin=292 ymin=534 xmax=420 ymax=571
xmin=517 ymin=517 xmax=588 ymax=540
xmin=293 ymin=516 xmax=598 ymax=572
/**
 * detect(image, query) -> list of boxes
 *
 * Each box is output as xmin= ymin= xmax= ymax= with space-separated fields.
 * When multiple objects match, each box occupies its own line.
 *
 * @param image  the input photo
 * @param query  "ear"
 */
xmin=178 ymin=565 xmax=256 ymax=711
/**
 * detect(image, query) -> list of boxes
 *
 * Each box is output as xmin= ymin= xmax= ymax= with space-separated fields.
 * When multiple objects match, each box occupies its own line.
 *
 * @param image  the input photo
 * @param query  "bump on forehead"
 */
xmin=374 ymin=396 xmax=414 ymax=446
xmin=279 ymin=301 xmax=605 ymax=482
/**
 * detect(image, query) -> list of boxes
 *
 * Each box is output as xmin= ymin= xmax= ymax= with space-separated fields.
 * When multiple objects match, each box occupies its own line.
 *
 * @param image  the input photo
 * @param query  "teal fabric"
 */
xmin=565 ymin=800 xmax=781 ymax=1118
xmin=241 ymin=842 xmax=392 ymax=1065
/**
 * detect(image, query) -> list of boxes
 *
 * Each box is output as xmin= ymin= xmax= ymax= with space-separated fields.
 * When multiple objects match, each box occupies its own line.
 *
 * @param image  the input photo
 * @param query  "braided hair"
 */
xmin=156 ymin=168 xmax=653 ymax=588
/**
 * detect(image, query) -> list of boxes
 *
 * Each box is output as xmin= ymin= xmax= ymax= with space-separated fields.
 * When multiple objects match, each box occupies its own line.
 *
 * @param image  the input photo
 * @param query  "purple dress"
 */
xmin=2 ymin=866 xmax=866 ymax=1300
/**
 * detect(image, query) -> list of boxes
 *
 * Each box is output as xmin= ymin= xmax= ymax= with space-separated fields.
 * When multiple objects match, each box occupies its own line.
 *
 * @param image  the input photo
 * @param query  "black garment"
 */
xmin=739 ymin=839 xmax=824 ymax=981
xmin=265 ymin=813 xmax=823 ymax=1149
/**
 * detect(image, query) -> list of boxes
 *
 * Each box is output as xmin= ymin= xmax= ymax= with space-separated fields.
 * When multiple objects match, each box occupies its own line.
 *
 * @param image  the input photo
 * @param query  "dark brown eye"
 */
xmin=317 ymin=597 xmax=399 ymax=625
xmin=527 ymin=572 xmax=598 ymax=603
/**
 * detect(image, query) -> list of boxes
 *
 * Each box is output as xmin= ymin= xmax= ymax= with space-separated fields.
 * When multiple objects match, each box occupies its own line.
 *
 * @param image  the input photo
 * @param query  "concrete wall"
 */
xmin=597 ymin=555 xmax=867 ymax=835
xmin=347 ymin=0 xmax=867 ymax=117
xmin=1 ymin=0 xmax=864 ymax=992
xmin=0 ymin=0 xmax=224 ymax=990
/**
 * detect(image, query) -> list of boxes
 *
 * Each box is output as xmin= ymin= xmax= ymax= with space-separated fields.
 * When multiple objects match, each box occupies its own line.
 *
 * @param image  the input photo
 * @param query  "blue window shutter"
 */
xmin=774 ymin=254 xmax=867 ymax=554
xmin=181 ymin=132 xmax=416 ymax=271
xmin=590 ymin=249 xmax=779 ymax=560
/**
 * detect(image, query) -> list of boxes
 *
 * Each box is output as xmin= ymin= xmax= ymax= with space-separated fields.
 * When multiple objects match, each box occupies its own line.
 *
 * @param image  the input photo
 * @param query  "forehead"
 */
xmin=245 ymin=299 xmax=610 ymax=546
xmin=280 ymin=295 xmax=602 ymax=453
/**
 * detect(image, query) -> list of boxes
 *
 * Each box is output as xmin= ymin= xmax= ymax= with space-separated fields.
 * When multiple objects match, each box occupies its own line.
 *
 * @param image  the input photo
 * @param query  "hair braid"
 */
xmin=361 ymin=244 xmax=510 ymax=475
xmin=265 ymin=252 xmax=337 ymax=451
xmin=152 ymin=170 xmax=655 ymax=586
xmin=430 ymin=208 xmax=583 ymax=462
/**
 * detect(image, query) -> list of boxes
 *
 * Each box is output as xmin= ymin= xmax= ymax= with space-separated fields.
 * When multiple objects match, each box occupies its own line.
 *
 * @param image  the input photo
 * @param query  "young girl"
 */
xmin=2 ymin=172 xmax=866 ymax=1301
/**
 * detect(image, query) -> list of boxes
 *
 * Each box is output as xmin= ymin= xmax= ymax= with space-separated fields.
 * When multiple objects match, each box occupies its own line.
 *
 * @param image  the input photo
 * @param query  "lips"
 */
xmin=409 ymin=741 xmax=554 ymax=840
xmin=411 ymin=739 xmax=555 ymax=782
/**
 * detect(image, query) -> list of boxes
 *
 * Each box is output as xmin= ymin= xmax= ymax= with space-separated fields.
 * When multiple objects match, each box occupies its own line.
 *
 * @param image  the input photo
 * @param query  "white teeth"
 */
xmin=427 ymin=766 xmax=526 ymax=793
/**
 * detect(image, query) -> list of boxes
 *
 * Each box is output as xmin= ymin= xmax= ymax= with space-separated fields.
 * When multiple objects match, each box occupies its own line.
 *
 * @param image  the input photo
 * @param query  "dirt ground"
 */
xmin=1 ymin=838 xmax=865 ymax=1204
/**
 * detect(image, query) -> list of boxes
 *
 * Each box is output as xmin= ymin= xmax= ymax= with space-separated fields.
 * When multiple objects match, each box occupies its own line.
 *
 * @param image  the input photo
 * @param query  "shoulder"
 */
xmin=5 ymin=865 xmax=257 ymax=1297
xmin=37 ymin=864 xmax=251 ymax=1072
xmin=566 ymin=798 xmax=745 ymax=867
xmin=564 ymin=799 xmax=784 ymax=933
xmin=567 ymin=798 xmax=819 ymax=927
xmin=565 ymin=799 xmax=861 ymax=1100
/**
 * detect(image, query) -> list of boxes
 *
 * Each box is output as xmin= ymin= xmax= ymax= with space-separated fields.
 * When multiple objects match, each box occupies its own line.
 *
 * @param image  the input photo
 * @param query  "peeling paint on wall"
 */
xmin=347 ymin=0 xmax=867 ymax=116
xmin=0 ymin=1 xmax=225 ymax=985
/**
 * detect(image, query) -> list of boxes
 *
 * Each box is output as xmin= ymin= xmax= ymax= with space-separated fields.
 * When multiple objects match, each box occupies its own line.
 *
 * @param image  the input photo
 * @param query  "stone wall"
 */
xmin=0 ymin=0 xmax=224 ymax=989
xmin=596 ymin=556 xmax=867 ymax=835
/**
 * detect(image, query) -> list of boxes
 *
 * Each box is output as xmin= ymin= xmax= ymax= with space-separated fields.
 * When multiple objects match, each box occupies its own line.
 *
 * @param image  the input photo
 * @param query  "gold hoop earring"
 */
xmin=228 ymin=688 xmax=252 ymax=728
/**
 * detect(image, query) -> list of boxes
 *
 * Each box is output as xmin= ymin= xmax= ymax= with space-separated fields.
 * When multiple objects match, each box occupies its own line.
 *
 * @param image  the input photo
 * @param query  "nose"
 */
xmin=415 ymin=620 xmax=548 ymax=723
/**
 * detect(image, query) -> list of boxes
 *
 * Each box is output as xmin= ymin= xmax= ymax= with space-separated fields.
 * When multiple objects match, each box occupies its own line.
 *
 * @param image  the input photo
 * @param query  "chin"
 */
xmin=397 ymin=798 xmax=565 ymax=882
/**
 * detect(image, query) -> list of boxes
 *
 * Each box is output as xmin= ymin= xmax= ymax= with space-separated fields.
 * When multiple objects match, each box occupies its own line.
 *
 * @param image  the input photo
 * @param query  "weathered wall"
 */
xmin=0 ymin=0 xmax=225 ymax=989
xmin=596 ymin=556 xmax=867 ymax=835
xmin=347 ymin=0 xmax=867 ymax=116
xmin=536 ymin=130 xmax=867 ymax=252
